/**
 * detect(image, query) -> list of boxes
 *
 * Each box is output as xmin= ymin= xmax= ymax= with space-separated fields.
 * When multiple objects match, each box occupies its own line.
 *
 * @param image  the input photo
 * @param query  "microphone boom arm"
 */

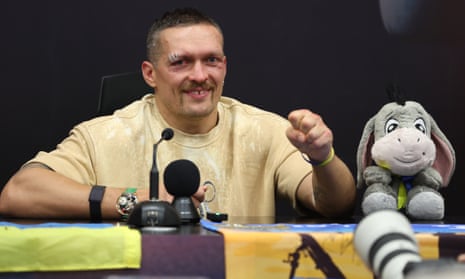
xmin=150 ymin=142 xmax=160 ymax=200
xmin=149 ymin=128 xmax=174 ymax=201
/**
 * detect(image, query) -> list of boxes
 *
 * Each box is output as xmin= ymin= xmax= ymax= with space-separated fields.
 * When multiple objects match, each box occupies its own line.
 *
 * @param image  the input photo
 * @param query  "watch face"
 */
xmin=116 ymin=192 xmax=137 ymax=216
xmin=118 ymin=196 xmax=129 ymax=207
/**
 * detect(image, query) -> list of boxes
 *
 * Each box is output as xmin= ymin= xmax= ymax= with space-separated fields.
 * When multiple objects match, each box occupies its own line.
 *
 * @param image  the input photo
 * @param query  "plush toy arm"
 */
xmin=413 ymin=167 xmax=443 ymax=190
xmin=363 ymin=165 xmax=392 ymax=187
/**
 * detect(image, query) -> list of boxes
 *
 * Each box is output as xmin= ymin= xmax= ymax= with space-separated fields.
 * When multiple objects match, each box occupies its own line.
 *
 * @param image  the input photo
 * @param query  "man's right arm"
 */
xmin=0 ymin=166 xmax=148 ymax=220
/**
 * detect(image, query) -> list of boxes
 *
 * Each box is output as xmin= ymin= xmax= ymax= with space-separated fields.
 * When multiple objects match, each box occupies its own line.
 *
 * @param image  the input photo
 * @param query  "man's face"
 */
xmin=149 ymin=24 xmax=227 ymax=127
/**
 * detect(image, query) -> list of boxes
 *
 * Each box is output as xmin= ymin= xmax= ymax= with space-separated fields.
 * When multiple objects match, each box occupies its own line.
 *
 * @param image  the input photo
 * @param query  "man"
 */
xmin=0 ymin=8 xmax=355 ymax=221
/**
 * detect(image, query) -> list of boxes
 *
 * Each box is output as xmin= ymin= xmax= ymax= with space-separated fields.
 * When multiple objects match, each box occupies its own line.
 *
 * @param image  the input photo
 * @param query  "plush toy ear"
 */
xmin=429 ymin=117 xmax=456 ymax=186
xmin=356 ymin=117 xmax=376 ymax=188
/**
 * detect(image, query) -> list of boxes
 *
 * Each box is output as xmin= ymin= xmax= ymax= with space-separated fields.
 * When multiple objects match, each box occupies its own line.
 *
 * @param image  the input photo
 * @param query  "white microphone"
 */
xmin=354 ymin=210 xmax=421 ymax=279
xmin=354 ymin=210 xmax=465 ymax=279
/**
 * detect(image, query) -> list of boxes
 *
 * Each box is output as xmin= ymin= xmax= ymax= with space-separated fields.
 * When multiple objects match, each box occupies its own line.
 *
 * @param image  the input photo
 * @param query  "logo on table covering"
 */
xmin=284 ymin=234 xmax=345 ymax=278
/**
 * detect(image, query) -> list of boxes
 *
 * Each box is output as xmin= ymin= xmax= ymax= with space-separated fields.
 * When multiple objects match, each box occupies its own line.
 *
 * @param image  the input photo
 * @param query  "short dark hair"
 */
xmin=146 ymin=8 xmax=223 ymax=63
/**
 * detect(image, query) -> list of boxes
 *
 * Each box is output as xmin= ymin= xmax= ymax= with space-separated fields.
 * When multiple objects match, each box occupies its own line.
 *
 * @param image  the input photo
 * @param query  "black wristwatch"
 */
xmin=116 ymin=188 xmax=138 ymax=219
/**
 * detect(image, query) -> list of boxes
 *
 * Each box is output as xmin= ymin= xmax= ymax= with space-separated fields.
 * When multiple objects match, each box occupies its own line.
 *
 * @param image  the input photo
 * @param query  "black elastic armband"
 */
xmin=89 ymin=185 xmax=106 ymax=223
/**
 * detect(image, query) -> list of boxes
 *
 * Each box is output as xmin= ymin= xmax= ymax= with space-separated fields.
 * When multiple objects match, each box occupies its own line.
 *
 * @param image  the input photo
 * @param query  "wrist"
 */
xmin=302 ymin=147 xmax=335 ymax=167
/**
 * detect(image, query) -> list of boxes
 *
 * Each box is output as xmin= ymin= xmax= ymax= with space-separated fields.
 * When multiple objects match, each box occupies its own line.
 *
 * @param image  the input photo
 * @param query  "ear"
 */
xmin=141 ymin=61 xmax=156 ymax=88
xmin=429 ymin=117 xmax=456 ymax=186
xmin=356 ymin=117 xmax=376 ymax=188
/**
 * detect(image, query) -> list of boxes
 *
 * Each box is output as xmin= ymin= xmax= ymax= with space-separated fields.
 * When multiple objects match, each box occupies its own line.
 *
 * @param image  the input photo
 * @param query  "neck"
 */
xmin=173 ymin=112 xmax=219 ymax=134
xmin=153 ymin=96 xmax=220 ymax=134
xmin=159 ymin=109 xmax=219 ymax=134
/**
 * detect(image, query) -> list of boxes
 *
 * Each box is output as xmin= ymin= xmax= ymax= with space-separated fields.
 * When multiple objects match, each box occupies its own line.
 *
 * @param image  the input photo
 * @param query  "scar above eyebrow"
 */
xmin=168 ymin=53 xmax=179 ymax=62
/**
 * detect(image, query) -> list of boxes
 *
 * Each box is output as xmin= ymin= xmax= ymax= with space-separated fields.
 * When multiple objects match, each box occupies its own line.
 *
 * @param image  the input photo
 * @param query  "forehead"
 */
xmin=159 ymin=24 xmax=224 ymax=55
xmin=380 ymin=102 xmax=427 ymax=122
xmin=374 ymin=101 xmax=431 ymax=133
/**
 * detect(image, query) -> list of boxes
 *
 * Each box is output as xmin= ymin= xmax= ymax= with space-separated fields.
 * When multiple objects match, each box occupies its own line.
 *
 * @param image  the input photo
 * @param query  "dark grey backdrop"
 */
xmin=2 ymin=0 xmax=464 ymax=217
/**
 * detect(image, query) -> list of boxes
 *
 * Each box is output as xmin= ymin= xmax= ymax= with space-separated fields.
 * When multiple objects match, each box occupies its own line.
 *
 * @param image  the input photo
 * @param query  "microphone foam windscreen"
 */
xmin=162 ymin=128 xmax=174 ymax=141
xmin=164 ymin=159 xmax=200 ymax=197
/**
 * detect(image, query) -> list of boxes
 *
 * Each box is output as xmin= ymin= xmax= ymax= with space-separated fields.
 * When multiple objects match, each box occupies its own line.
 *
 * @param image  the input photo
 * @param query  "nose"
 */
xmin=394 ymin=128 xmax=424 ymax=149
xmin=189 ymin=61 xmax=208 ymax=82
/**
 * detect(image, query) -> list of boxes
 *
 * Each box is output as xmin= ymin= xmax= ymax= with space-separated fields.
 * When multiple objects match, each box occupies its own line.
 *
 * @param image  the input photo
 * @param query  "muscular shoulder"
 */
xmin=79 ymin=94 xmax=155 ymax=132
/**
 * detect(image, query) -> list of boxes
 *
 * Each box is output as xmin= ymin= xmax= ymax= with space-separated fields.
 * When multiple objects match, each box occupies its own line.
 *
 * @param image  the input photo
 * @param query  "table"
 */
xmin=2 ymin=216 xmax=465 ymax=279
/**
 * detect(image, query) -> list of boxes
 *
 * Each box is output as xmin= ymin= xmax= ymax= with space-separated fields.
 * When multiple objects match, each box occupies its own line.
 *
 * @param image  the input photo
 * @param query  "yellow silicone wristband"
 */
xmin=302 ymin=147 xmax=335 ymax=167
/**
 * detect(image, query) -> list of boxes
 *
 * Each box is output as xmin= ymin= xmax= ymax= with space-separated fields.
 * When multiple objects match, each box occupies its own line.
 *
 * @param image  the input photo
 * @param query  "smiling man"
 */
xmin=0 ymin=8 xmax=355 ymax=221
xmin=142 ymin=21 xmax=226 ymax=134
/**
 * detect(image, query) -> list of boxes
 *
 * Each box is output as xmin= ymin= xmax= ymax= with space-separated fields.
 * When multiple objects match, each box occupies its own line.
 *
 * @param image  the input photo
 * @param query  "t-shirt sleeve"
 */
xmin=275 ymin=146 xmax=313 ymax=214
xmin=266 ymin=116 xmax=314 ymax=214
xmin=25 ymin=125 xmax=97 ymax=185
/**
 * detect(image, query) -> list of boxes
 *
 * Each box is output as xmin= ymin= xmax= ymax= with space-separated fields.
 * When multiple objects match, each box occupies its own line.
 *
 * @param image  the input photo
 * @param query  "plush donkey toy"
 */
xmin=356 ymin=87 xmax=455 ymax=220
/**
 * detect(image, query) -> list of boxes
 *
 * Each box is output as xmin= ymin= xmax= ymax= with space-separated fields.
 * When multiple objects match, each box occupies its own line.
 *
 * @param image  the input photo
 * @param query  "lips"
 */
xmin=185 ymin=88 xmax=211 ymax=98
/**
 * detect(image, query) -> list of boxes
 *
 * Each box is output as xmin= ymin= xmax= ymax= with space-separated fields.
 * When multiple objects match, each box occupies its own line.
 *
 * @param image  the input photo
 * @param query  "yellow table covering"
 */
xmin=0 ymin=224 xmax=141 ymax=272
xmin=220 ymin=229 xmax=438 ymax=279
xmin=200 ymin=220 xmax=445 ymax=279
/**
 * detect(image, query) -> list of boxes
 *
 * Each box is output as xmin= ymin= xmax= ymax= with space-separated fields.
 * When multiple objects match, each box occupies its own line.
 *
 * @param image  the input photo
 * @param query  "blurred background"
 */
xmin=1 ymin=0 xmax=464 ymax=217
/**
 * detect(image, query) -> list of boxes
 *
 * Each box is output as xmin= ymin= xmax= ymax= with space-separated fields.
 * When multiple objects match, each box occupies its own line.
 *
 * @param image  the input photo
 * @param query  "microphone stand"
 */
xmin=149 ymin=138 xmax=161 ymax=201
xmin=127 ymin=128 xmax=181 ymax=231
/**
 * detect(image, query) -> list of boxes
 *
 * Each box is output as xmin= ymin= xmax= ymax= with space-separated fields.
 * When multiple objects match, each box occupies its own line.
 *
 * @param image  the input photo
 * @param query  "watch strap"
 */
xmin=89 ymin=185 xmax=106 ymax=223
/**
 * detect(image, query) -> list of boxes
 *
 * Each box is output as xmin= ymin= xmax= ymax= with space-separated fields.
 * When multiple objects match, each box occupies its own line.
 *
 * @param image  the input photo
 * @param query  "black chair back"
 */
xmin=97 ymin=72 xmax=153 ymax=116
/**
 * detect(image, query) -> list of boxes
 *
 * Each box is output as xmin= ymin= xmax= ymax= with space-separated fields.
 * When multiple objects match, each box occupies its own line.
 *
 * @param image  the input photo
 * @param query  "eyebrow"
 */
xmin=166 ymin=51 xmax=225 ymax=63
xmin=167 ymin=53 xmax=179 ymax=62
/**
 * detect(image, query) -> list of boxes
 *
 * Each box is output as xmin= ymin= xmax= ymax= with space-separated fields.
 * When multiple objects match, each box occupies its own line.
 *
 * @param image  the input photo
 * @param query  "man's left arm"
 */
xmin=286 ymin=109 xmax=356 ymax=217
xmin=297 ymin=155 xmax=356 ymax=217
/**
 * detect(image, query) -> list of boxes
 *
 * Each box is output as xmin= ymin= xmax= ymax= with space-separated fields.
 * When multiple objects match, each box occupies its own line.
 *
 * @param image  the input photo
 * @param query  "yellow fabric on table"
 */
xmin=0 ymin=225 xmax=141 ymax=272
xmin=220 ymin=228 xmax=439 ymax=279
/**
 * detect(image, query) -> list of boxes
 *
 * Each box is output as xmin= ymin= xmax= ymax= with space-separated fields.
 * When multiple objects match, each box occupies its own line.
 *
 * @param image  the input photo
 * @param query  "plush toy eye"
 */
xmin=385 ymin=118 xmax=399 ymax=134
xmin=414 ymin=118 xmax=427 ymax=134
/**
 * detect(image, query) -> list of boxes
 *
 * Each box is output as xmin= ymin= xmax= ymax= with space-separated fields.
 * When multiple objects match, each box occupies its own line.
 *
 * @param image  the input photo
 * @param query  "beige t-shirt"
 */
xmin=28 ymin=95 xmax=312 ymax=217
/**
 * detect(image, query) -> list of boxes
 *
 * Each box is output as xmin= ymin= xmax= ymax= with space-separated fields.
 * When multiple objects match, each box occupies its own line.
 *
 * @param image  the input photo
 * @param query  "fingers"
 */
xmin=287 ymin=109 xmax=329 ymax=146
xmin=458 ymin=254 xmax=465 ymax=263
xmin=191 ymin=185 xmax=207 ymax=208
xmin=287 ymin=109 xmax=334 ymax=162
xmin=288 ymin=109 xmax=315 ymax=133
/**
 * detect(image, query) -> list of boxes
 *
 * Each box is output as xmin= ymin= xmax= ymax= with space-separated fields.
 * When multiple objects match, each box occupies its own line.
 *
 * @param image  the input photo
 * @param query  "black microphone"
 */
xmin=164 ymin=159 xmax=201 ymax=224
xmin=150 ymin=128 xmax=174 ymax=200
xmin=127 ymin=128 xmax=181 ymax=231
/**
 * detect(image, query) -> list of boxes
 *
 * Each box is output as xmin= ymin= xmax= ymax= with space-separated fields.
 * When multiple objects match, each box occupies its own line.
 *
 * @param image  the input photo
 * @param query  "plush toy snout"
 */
xmin=371 ymin=127 xmax=436 ymax=176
